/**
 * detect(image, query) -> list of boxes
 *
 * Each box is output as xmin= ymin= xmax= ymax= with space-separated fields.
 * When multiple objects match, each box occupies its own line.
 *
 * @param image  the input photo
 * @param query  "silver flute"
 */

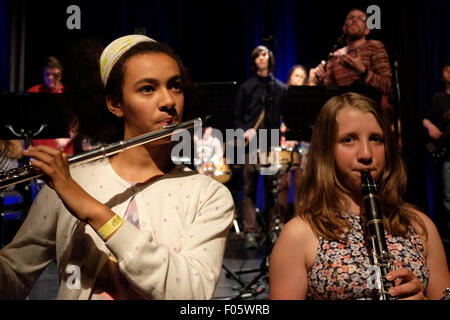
xmin=361 ymin=170 xmax=394 ymax=300
xmin=0 ymin=117 xmax=201 ymax=190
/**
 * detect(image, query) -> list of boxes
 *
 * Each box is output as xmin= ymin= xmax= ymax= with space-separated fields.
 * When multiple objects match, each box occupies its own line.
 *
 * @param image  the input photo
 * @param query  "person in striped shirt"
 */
xmin=312 ymin=8 xmax=392 ymax=99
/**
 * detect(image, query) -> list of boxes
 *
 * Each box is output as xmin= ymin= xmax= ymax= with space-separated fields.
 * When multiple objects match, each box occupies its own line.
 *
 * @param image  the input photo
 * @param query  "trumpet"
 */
xmin=0 ymin=117 xmax=201 ymax=190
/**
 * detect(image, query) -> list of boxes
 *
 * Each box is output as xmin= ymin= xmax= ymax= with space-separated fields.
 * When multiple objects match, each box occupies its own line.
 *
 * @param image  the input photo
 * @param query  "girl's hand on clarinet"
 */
xmin=386 ymin=268 xmax=426 ymax=300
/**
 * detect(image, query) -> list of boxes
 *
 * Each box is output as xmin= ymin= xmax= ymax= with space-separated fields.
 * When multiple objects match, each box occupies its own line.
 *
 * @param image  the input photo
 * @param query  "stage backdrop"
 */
xmin=0 ymin=0 xmax=449 ymax=220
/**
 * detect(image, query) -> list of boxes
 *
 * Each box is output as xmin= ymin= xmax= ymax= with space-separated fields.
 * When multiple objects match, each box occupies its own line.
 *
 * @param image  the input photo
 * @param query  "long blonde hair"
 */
xmin=297 ymin=92 xmax=425 ymax=241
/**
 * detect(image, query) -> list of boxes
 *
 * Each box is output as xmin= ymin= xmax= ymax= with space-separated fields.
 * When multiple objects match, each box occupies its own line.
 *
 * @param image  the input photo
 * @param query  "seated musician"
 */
xmin=27 ymin=56 xmax=73 ymax=155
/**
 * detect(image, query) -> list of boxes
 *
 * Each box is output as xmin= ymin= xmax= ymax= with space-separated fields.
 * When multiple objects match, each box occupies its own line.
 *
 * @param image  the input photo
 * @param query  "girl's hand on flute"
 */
xmin=23 ymin=145 xmax=114 ymax=228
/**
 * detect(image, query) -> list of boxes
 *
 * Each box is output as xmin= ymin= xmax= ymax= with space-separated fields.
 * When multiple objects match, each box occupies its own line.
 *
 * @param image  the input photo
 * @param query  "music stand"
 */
xmin=180 ymin=81 xmax=238 ymax=169
xmin=284 ymin=86 xmax=336 ymax=141
xmin=0 ymin=92 xmax=71 ymax=235
xmin=0 ymin=92 xmax=71 ymax=146
xmin=184 ymin=81 xmax=237 ymax=136
xmin=283 ymin=85 xmax=382 ymax=141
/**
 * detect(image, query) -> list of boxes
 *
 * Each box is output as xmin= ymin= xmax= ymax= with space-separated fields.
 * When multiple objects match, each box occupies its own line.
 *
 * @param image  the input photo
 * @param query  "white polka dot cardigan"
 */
xmin=0 ymin=159 xmax=235 ymax=299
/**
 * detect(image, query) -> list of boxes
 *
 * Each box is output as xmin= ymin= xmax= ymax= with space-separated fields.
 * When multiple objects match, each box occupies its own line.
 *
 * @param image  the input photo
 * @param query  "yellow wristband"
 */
xmin=97 ymin=215 xmax=124 ymax=241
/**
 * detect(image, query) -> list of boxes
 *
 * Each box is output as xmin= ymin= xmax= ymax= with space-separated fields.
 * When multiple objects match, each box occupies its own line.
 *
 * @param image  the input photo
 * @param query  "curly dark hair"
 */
xmin=62 ymin=37 xmax=195 ymax=150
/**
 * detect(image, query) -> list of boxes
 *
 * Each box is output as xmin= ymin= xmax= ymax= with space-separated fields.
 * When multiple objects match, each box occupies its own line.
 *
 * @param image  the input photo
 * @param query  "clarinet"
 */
xmin=361 ymin=170 xmax=394 ymax=300
xmin=315 ymin=34 xmax=346 ymax=82
xmin=328 ymin=34 xmax=346 ymax=60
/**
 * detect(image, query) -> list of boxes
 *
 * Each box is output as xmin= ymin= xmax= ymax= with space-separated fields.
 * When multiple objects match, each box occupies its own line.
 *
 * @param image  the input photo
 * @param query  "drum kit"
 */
xmin=256 ymin=145 xmax=301 ymax=173
xmin=194 ymin=136 xmax=307 ymax=251
xmin=216 ymin=143 xmax=305 ymax=300
xmin=196 ymin=144 xmax=303 ymax=184
xmin=196 ymin=142 xmax=304 ymax=246
xmin=257 ymin=145 xmax=302 ymax=246
xmin=196 ymin=156 xmax=232 ymax=184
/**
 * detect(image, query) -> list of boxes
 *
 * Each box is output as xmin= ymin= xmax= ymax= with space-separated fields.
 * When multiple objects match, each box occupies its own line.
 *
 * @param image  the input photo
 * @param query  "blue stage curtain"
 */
xmin=0 ymin=0 xmax=10 ymax=92
xmin=1 ymin=0 xmax=448 ymax=219
xmin=417 ymin=0 xmax=450 ymax=220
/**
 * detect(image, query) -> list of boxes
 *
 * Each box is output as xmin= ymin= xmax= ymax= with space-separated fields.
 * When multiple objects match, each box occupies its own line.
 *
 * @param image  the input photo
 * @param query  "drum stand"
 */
xmin=225 ymin=166 xmax=286 ymax=300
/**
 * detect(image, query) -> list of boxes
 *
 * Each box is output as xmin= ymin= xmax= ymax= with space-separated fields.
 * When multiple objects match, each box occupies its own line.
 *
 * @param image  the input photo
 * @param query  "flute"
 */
xmin=361 ymin=170 xmax=394 ymax=300
xmin=0 ymin=117 xmax=201 ymax=190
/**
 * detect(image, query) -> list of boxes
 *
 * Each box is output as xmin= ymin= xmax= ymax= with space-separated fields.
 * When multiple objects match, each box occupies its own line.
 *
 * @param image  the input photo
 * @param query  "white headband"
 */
xmin=99 ymin=34 xmax=156 ymax=86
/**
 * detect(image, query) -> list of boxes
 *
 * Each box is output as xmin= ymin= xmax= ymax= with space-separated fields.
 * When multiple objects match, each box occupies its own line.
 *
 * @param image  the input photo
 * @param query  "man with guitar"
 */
xmin=233 ymin=45 xmax=286 ymax=249
xmin=423 ymin=62 xmax=450 ymax=239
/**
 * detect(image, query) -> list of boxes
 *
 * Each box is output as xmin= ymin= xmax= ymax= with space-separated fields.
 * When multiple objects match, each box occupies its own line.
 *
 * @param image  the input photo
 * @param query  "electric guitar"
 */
xmin=426 ymin=124 xmax=450 ymax=159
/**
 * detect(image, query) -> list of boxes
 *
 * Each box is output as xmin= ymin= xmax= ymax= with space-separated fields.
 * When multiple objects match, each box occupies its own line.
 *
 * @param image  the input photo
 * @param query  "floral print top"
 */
xmin=307 ymin=211 xmax=429 ymax=300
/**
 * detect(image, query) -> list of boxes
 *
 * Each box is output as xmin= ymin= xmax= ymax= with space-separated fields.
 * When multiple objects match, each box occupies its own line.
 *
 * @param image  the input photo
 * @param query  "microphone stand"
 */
xmin=226 ymin=75 xmax=280 ymax=300
xmin=392 ymin=57 xmax=401 ymax=146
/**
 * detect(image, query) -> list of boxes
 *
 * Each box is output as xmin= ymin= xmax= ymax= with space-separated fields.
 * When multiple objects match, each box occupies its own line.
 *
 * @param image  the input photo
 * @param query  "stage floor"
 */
xmin=21 ymin=227 xmax=450 ymax=300
xmin=26 ymin=229 xmax=269 ymax=300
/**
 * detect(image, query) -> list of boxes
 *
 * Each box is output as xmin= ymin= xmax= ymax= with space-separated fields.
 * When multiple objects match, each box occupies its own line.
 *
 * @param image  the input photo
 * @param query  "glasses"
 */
xmin=346 ymin=15 xmax=367 ymax=23
xmin=44 ymin=72 xmax=62 ymax=80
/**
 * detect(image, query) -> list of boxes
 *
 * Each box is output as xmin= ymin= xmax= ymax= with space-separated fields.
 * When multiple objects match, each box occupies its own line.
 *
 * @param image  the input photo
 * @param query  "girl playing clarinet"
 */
xmin=270 ymin=92 xmax=450 ymax=300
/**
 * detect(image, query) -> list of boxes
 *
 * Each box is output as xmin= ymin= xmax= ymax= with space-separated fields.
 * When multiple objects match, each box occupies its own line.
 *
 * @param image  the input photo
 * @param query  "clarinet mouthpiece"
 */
xmin=361 ymin=170 xmax=378 ymax=195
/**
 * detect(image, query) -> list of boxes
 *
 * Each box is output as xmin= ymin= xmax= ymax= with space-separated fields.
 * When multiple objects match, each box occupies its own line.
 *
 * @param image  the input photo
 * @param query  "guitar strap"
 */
xmin=244 ymin=109 xmax=265 ymax=147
